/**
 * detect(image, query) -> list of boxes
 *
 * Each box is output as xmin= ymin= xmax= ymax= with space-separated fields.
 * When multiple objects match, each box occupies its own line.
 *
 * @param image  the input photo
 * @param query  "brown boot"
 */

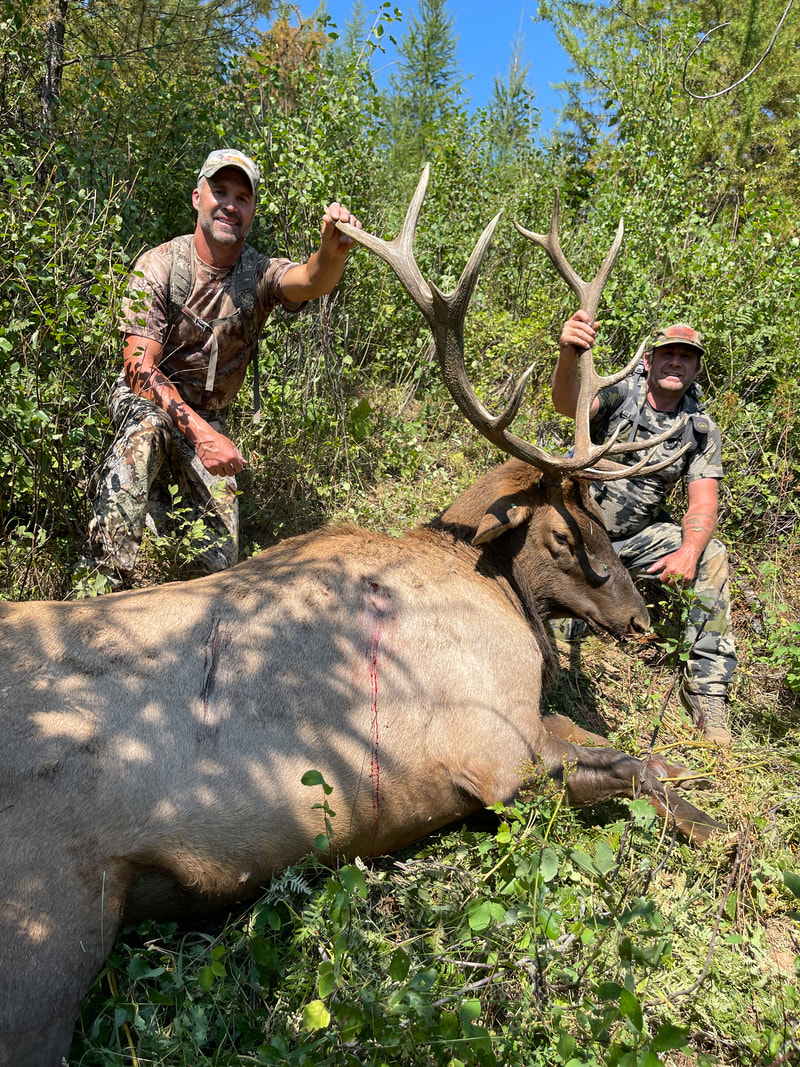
xmin=679 ymin=687 xmax=732 ymax=747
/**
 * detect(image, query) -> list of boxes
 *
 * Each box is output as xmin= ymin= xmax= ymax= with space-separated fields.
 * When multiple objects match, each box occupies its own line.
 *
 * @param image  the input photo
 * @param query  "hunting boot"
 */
xmin=679 ymin=686 xmax=732 ymax=747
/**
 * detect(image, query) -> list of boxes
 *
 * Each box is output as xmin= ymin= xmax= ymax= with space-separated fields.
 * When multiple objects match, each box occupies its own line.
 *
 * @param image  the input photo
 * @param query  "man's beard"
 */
xmin=199 ymin=208 xmax=244 ymax=246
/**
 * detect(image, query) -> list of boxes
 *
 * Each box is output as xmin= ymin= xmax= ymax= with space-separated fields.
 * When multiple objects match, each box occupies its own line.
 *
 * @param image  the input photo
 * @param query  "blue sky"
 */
xmin=308 ymin=1 xmax=573 ymax=133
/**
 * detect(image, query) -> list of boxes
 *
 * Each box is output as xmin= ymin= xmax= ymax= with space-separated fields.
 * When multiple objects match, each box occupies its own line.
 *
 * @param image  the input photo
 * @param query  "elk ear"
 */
xmin=472 ymin=502 xmax=533 ymax=546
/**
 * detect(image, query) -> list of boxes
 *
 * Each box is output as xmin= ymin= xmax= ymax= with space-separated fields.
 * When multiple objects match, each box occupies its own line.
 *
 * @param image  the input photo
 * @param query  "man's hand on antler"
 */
xmin=559 ymin=310 xmax=599 ymax=358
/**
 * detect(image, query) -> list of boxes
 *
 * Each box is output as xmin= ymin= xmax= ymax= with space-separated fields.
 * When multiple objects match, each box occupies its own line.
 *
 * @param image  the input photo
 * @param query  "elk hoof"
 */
xmin=646 ymin=756 xmax=713 ymax=791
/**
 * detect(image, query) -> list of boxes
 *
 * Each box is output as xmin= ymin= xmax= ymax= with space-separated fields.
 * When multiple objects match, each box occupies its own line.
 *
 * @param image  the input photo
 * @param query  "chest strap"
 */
xmin=168 ymin=236 xmax=261 ymax=419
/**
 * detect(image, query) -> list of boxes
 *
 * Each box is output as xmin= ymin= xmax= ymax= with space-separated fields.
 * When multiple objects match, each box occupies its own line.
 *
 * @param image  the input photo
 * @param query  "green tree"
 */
xmin=539 ymin=0 xmax=800 ymax=207
xmin=382 ymin=0 xmax=464 ymax=172
xmin=486 ymin=28 xmax=540 ymax=169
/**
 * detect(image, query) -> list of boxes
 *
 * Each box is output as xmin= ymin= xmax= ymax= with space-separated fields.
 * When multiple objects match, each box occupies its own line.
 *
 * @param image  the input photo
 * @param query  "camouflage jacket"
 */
xmin=588 ymin=371 xmax=724 ymax=540
xmin=119 ymin=238 xmax=304 ymax=414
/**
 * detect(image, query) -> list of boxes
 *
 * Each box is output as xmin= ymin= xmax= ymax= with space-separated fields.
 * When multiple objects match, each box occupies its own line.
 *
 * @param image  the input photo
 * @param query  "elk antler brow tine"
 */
xmin=583 ymin=441 xmax=693 ymax=481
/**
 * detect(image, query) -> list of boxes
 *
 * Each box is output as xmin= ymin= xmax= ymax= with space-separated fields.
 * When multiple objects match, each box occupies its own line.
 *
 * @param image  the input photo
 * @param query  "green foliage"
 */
xmin=72 ymin=759 xmax=800 ymax=1064
xmin=754 ymin=560 xmax=800 ymax=695
xmin=0 ymin=144 xmax=130 ymax=596
xmin=382 ymin=0 xmax=465 ymax=173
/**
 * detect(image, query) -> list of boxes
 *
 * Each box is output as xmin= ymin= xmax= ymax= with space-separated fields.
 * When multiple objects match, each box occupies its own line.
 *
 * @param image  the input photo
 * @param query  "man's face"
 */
xmin=192 ymin=167 xmax=256 ymax=248
xmin=644 ymin=343 xmax=701 ymax=398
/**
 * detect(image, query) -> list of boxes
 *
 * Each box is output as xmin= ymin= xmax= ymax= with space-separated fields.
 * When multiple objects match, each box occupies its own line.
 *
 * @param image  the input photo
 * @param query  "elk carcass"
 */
xmin=0 ymin=169 xmax=721 ymax=1067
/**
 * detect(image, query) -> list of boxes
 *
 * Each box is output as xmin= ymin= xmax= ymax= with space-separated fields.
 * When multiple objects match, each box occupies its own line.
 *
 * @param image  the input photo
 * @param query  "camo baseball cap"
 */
xmin=652 ymin=323 xmax=704 ymax=356
xmin=198 ymin=149 xmax=260 ymax=196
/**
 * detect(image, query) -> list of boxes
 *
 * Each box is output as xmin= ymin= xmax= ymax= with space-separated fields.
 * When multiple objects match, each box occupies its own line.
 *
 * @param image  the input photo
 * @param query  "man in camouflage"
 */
xmin=76 ymin=149 xmax=361 ymax=589
xmin=551 ymin=311 xmax=736 ymax=746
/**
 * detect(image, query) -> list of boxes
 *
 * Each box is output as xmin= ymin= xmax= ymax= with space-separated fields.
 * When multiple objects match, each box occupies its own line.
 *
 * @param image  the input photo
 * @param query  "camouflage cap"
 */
xmin=198 ymin=149 xmax=260 ymax=197
xmin=652 ymin=323 xmax=704 ymax=356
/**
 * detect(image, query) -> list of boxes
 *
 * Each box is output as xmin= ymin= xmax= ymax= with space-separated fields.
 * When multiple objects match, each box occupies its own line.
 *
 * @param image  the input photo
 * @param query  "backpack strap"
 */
xmin=167 ymin=234 xmax=195 ymax=325
xmin=602 ymin=363 xmax=708 ymax=465
xmin=167 ymin=237 xmax=261 ymax=417
xmin=231 ymin=244 xmax=262 ymax=423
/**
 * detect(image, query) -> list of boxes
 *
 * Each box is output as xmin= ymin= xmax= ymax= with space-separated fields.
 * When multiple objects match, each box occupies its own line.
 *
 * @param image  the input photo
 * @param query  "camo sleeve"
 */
xmin=119 ymin=243 xmax=172 ymax=342
xmin=590 ymin=379 xmax=630 ymax=442
xmin=686 ymin=417 xmax=723 ymax=482
xmin=254 ymin=256 xmax=307 ymax=318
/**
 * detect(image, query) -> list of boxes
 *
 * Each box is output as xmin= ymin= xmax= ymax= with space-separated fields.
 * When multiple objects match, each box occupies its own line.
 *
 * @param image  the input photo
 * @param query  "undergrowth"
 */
xmin=71 ymin=635 xmax=800 ymax=1065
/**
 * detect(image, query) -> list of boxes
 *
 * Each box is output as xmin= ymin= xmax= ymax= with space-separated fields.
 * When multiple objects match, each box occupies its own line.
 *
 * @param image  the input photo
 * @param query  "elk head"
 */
xmin=334 ymin=168 xmax=686 ymax=639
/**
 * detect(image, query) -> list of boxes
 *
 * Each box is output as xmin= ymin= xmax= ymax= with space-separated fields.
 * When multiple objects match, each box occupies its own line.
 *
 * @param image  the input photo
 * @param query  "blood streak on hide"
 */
xmin=364 ymin=579 xmax=389 ymax=826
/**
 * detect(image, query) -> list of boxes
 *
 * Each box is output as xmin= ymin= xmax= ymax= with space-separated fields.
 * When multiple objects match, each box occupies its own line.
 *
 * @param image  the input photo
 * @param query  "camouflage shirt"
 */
xmin=588 ymin=373 xmax=724 ymax=540
xmin=120 ymin=237 xmax=304 ymax=413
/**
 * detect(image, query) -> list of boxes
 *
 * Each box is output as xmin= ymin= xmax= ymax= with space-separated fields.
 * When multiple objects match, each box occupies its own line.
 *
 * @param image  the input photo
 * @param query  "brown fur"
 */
xmin=0 ymin=459 xmax=721 ymax=1066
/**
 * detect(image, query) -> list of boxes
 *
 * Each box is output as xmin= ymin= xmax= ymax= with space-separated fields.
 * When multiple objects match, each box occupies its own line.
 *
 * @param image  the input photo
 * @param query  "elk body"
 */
xmin=0 ymin=172 xmax=722 ymax=1067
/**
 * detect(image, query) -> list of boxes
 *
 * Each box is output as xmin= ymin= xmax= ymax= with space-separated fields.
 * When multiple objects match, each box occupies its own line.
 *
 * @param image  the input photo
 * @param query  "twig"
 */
xmin=648 ymin=824 xmax=751 ymax=1007
xmin=682 ymin=0 xmax=795 ymax=101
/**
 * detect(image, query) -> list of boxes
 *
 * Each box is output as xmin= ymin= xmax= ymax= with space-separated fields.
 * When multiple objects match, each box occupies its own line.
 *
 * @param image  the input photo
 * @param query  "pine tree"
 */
xmin=487 ymin=29 xmax=539 ymax=169
xmin=383 ymin=0 xmax=463 ymax=170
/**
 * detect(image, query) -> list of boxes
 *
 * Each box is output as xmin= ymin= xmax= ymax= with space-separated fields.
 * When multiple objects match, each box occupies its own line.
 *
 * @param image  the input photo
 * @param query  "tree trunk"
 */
xmin=40 ymin=0 xmax=69 ymax=131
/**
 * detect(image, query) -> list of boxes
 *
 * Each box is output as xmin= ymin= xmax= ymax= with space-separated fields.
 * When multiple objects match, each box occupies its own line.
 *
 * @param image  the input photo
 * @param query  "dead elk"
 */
xmin=0 ymin=172 xmax=722 ymax=1067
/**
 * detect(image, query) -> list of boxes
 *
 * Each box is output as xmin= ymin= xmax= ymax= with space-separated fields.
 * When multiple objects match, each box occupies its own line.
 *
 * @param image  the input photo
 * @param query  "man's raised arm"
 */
xmin=552 ymin=309 xmax=601 ymax=419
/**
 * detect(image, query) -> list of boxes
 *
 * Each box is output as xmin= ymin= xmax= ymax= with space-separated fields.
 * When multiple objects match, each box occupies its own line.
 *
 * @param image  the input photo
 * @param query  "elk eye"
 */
xmin=554 ymin=530 xmax=570 ymax=546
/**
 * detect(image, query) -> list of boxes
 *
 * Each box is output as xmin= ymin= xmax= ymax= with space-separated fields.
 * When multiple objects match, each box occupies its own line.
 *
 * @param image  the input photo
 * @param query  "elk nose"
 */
xmin=631 ymin=607 xmax=651 ymax=635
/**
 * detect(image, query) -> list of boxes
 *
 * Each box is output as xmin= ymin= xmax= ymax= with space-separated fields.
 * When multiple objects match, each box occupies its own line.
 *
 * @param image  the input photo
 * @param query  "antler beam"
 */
xmin=514 ymin=192 xmax=689 ymax=478
xmin=337 ymin=170 xmax=688 ymax=482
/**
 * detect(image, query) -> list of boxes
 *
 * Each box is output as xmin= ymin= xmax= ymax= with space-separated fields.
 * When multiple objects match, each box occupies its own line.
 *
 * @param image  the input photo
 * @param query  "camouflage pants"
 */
xmin=87 ymin=377 xmax=239 ymax=577
xmin=552 ymin=522 xmax=737 ymax=698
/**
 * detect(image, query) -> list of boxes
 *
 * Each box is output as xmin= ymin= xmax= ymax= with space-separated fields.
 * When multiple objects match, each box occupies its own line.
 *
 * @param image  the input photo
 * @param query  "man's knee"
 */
xmin=697 ymin=537 xmax=731 ymax=585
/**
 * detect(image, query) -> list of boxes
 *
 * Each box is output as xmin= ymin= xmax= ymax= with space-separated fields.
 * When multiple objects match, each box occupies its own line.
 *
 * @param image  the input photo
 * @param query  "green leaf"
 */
xmin=459 ymin=999 xmax=482 ymax=1027
xmin=593 ymin=840 xmax=617 ymax=875
xmin=783 ymin=870 xmax=800 ymax=899
xmin=468 ymin=900 xmax=492 ymax=931
xmin=301 ymin=769 xmax=333 ymax=794
xmin=438 ymin=1010 xmax=459 ymax=1040
xmin=317 ymin=962 xmax=336 ymax=999
xmin=303 ymin=999 xmax=331 ymax=1031
xmin=539 ymin=846 xmax=559 ymax=882
xmin=619 ymin=989 xmax=643 ymax=1033
xmin=652 ymin=1021 xmax=690 ymax=1052
xmin=388 ymin=947 xmax=410 ymax=982
xmin=339 ymin=864 xmax=367 ymax=898
xmin=597 ymin=981 xmax=623 ymax=1001
xmin=537 ymin=906 xmax=561 ymax=939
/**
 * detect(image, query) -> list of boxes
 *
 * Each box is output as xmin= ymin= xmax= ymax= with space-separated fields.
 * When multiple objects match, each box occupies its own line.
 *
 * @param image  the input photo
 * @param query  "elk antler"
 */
xmin=514 ymin=193 xmax=690 ymax=479
xmin=335 ymin=168 xmax=688 ymax=482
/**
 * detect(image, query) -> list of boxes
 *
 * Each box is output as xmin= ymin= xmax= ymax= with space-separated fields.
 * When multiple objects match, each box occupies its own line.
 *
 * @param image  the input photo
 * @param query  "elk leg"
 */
xmin=0 ymin=835 xmax=124 ymax=1067
xmin=541 ymin=737 xmax=723 ymax=844
xmin=543 ymin=714 xmax=713 ymax=791
xmin=543 ymin=712 xmax=613 ymax=748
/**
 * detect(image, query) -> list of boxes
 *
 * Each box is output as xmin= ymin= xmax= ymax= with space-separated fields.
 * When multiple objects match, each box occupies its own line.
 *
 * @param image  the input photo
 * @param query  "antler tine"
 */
xmin=582 ymin=442 xmax=692 ymax=481
xmin=514 ymin=193 xmax=625 ymax=470
xmin=336 ymin=164 xmax=434 ymax=314
xmin=513 ymin=190 xmax=625 ymax=322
